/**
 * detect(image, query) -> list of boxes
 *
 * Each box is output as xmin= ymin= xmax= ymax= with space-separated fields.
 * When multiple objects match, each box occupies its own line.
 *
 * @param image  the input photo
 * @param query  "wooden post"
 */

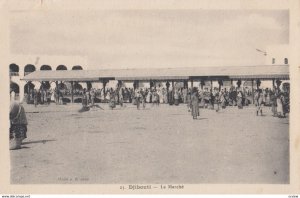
xmin=251 ymin=79 xmax=254 ymax=104
xmin=191 ymin=79 xmax=193 ymax=88
xmin=103 ymin=80 xmax=106 ymax=98
xmin=71 ymin=81 xmax=74 ymax=103
xmin=172 ymin=81 xmax=175 ymax=90
xmin=172 ymin=81 xmax=175 ymax=101
xmin=27 ymin=81 xmax=30 ymax=94
xmin=210 ymin=80 xmax=213 ymax=91
xmin=55 ymin=81 xmax=58 ymax=92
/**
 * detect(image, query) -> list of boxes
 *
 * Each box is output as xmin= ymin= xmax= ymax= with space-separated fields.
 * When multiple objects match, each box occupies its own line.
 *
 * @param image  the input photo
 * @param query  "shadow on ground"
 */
xmin=22 ymin=139 xmax=56 ymax=145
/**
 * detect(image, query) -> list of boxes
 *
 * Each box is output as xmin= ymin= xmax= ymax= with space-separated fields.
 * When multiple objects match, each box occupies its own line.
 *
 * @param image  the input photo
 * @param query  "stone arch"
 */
xmin=24 ymin=64 xmax=36 ymax=75
xmin=10 ymin=81 xmax=19 ymax=94
xmin=74 ymin=82 xmax=83 ymax=90
xmin=56 ymin=65 xmax=67 ymax=70
xmin=72 ymin=65 xmax=83 ymax=70
xmin=40 ymin=65 xmax=52 ymax=70
xmin=24 ymin=81 xmax=35 ymax=94
xmin=10 ymin=63 xmax=19 ymax=73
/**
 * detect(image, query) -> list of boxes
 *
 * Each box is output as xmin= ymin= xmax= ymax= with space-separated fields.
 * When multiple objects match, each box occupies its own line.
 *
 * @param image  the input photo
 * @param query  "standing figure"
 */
xmin=109 ymin=90 xmax=116 ymax=110
xmin=59 ymin=90 xmax=64 ymax=105
xmin=270 ymin=90 xmax=277 ymax=117
xmin=54 ymin=88 xmax=59 ymax=105
xmin=140 ymin=89 xmax=146 ymax=109
xmin=153 ymin=91 xmax=159 ymax=107
xmin=220 ymin=90 xmax=226 ymax=109
xmin=254 ymin=89 xmax=264 ymax=116
xmin=90 ymin=88 xmax=96 ymax=107
xmin=33 ymin=89 xmax=38 ymax=107
xmin=168 ymin=90 xmax=174 ymax=105
xmin=46 ymin=90 xmax=51 ymax=105
xmin=40 ymin=89 xmax=44 ymax=104
xmin=237 ymin=91 xmax=243 ymax=109
xmin=174 ymin=89 xmax=179 ymax=106
xmin=146 ymin=90 xmax=151 ymax=103
xmin=187 ymin=89 xmax=192 ymax=112
xmin=276 ymin=93 xmax=285 ymax=118
xmin=82 ymin=89 xmax=88 ymax=108
xmin=215 ymin=91 xmax=220 ymax=112
xmin=135 ymin=90 xmax=141 ymax=109
xmin=182 ymin=88 xmax=188 ymax=104
xmin=119 ymin=88 xmax=124 ymax=107
xmin=85 ymin=90 xmax=90 ymax=106
xmin=10 ymin=101 xmax=28 ymax=150
xmin=163 ymin=88 xmax=168 ymax=104
xmin=191 ymin=88 xmax=200 ymax=120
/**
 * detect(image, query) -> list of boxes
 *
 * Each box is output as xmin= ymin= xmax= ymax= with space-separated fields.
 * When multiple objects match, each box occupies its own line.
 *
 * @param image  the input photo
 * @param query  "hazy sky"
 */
xmin=9 ymin=9 xmax=289 ymax=69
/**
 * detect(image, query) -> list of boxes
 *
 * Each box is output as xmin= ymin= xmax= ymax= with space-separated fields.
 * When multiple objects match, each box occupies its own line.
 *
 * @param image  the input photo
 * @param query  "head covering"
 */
xmin=10 ymin=101 xmax=28 ymax=125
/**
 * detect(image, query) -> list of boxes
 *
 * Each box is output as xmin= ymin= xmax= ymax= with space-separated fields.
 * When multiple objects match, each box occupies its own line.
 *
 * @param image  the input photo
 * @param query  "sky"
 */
xmin=9 ymin=9 xmax=289 ymax=69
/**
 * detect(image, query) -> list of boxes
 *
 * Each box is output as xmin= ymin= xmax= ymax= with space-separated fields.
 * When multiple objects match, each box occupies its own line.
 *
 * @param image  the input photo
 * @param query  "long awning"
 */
xmin=21 ymin=65 xmax=289 ymax=82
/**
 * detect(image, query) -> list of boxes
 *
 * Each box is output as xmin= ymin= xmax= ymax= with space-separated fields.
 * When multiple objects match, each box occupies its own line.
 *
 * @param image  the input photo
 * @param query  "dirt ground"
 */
xmin=10 ymin=103 xmax=289 ymax=184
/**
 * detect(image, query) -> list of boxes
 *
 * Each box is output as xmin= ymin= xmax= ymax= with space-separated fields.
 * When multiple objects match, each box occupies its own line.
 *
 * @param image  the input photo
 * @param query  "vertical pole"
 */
xmin=56 ymin=81 xmax=58 ymax=93
xmin=103 ymin=80 xmax=106 ymax=98
xmin=272 ymin=79 xmax=275 ymax=90
xmin=191 ymin=79 xmax=194 ymax=88
xmin=27 ymin=81 xmax=30 ymax=94
xmin=172 ymin=81 xmax=175 ymax=101
xmin=251 ymin=79 xmax=254 ymax=104
xmin=71 ymin=81 xmax=74 ymax=103
xmin=210 ymin=80 xmax=213 ymax=91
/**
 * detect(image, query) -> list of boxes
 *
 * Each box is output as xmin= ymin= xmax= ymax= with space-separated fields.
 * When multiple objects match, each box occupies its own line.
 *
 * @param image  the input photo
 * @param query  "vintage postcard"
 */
xmin=0 ymin=0 xmax=299 ymax=195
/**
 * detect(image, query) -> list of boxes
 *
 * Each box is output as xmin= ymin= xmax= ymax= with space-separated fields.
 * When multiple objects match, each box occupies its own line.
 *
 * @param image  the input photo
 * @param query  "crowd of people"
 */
xmin=10 ymin=84 xmax=289 ymax=150
xmin=24 ymin=84 xmax=290 ymax=119
xmin=77 ymin=85 xmax=290 ymax=119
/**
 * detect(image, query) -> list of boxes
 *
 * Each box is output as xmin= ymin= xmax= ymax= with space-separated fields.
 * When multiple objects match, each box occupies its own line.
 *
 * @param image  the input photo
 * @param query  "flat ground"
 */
xmin=10 ymin=103 xmax=289 ymax=184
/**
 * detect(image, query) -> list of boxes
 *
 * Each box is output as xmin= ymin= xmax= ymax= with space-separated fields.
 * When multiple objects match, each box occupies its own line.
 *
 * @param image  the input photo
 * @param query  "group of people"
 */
xmin=24 ymin=84 xmax=289 ymax=119
xmin=254 ymin=88 xmax=289 ymax=118
xmin=186 ymin=87 xmax=289 ymax=119
xmin=26 ymin=88 xmax=65 ymax=107
xmin=9 ymin=84 xmax=289 ymax=150
xmin=78 ymin=85 xmax=289 ymax=120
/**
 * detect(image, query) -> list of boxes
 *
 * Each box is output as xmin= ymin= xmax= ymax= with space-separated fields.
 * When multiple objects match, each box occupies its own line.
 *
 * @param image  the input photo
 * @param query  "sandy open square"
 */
xmin=10 ymin=103 xmax=289 ymax=184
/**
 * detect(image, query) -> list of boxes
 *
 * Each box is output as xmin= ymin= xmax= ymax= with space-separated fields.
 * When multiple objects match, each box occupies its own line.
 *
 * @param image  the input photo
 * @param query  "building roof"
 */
xmin=21 ymin=65 xmax=289 ymax=82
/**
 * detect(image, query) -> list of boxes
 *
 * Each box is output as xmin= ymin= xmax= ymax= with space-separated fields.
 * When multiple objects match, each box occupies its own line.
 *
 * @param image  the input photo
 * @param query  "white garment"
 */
xmin=10 ymin=91 xmax=15 ymax=101
xmin=277 ymin=98 xmax=283 ymax=115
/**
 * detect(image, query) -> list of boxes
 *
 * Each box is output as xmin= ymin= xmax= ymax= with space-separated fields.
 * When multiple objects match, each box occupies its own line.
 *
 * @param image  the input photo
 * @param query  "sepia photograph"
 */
xmin=1 ymin=0 xmax=300 ymax=195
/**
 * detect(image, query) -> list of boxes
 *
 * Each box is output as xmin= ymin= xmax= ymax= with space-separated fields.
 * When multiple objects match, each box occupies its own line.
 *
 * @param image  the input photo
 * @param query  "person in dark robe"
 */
xmin=187 ymin=89 xmax=192 ymax=112
xmin=10 ymin=101 xmax=28 ymax=150
xmin=191 ymin=88 xmax=200 ymax=119
xmin=168 ymin=90 xmax=174 ymax=105
xmin=82 ymin=89 xmax=88 ymax=108
xmin=109 ymin=90 xmax=116 ymax=110
xmin=140 ymin=89 xmax=146 ymax=109
xmin=33 ymin=89 xmax=38 ymax=107
xmin=58 ymin=90 xmax=64 ymax=105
